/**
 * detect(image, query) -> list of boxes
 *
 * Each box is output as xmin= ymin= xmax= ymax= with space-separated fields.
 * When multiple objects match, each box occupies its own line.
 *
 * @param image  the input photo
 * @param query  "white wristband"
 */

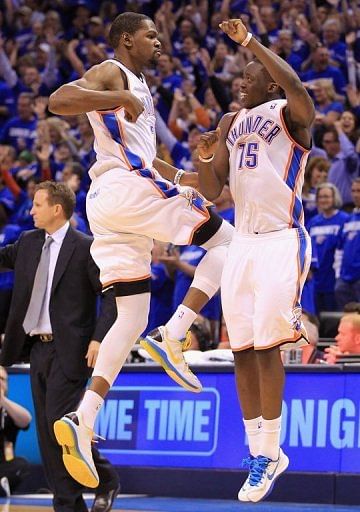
xmin=173 ymin=169 xmax=185 ymax=185
xmin=241 ymin=32 xmax=253 ymax=47
xmin=199 ymin=154 xmax=214 ymax=163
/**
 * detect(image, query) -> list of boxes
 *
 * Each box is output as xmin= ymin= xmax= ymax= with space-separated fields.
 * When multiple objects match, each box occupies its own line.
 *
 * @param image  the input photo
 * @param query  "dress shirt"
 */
xmin=31 ymin=221 xmax=70 ymax=335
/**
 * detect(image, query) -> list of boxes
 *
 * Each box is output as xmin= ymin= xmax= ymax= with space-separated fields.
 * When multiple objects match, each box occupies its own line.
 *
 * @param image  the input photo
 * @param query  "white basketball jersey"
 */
xmin=226 ymin=99 xmax=310 ymax=234
xmin=87 ymin=59 xmax=156 ymax=176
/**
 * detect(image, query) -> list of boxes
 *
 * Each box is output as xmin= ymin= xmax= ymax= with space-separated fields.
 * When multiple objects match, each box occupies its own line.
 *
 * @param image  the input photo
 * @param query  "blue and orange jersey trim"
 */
xmin=283 ymin=143 xmax=308 ymax=228
xmin=97 ymin=109 xmax=146 ymax=171
xmin=293 ymin=226 xmax=309 ymax=311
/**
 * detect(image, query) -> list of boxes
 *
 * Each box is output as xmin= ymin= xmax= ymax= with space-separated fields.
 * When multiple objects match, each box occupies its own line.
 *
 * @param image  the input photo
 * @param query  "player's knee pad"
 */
xmin=191 ymin=244 xmax=227 ymax=298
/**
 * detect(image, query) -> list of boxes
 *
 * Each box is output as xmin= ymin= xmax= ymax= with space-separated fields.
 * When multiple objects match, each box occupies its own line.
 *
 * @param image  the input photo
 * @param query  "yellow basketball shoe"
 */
xmin=140 ymin=326 xmax=202 ymax=393
xmin=54 ymin=411 xmax=99 ymax=488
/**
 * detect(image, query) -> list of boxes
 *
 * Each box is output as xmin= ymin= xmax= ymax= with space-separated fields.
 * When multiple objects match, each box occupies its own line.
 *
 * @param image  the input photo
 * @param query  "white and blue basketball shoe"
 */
xmin=238 ymin=449 xmax=289 ymax=502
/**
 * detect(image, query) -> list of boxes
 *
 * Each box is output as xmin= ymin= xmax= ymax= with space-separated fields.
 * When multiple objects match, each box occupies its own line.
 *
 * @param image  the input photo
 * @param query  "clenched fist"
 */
xmin=198 ymin=127 xmax=221 ymax=160
xmin=219 ymin=19 xmax=248 ymax=45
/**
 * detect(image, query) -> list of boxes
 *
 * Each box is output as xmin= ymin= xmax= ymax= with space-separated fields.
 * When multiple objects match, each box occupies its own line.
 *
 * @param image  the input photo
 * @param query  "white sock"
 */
xmin=243 ymin=416 xmax=262 ymax=457
xmin=77 ymin=390 xmax=104 ymax=430
xmin=166 ymin=304 xmax=197 ymax=340
xmin=260 ymin=416 xmax=282 ymax=460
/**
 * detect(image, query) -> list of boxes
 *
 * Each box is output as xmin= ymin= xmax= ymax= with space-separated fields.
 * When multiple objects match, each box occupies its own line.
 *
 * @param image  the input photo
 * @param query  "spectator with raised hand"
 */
xmin=178 ymin=1 xmax=208 ymax=40
xmin=249 ymin=2 xmax=270 ymax=48
xmin=205 ymin=51 xmax=245 ymax=113
xmin=308 ymin=183 xmax=349 ymax=312
xmin=46 ymin=117 xmax=79 ymax=159
xmin=322 ymin=122 xmax=359 ymax=208
xmin=203 ymin=87 xmax=223 ymax=129
xmin=257 ymin=6 xmax=280 ymax=44
xmin=153 ymin=52 xmax=183 ymax=122
xmin=211 ymin=41 xmax=235 ymax=83
xmin=43 ymin=10 xmax=64 ymax=39
xmin=302 ymin=157 xmax=330 ymax=226
xmin=171 ymin=17 xmax=198 ymax=58
xmin=0 ymin=66 xmax=15 ymax=131
xmin=335 ymin=178 xmax=360 ymax=308
xmin=35 ymin=137 xmax=52 ymax=183
xmin=13 ymin=6 xmax=34 ymax=56
xmin=339 ymin=110 xmax=360 ymax=149
xmin=204 ymin=11 xmax=228 ymax=56
xmin=0 ymin=31 xmax=58 ymax=100
xmin=168 ymin=88 xmax=210 ymax=142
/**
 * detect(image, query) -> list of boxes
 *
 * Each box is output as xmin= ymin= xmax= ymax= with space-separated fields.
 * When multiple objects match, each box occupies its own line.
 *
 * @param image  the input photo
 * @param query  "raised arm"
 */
xmin=220 ymin=19 xmax=315 ymax=147
xmin=48 ymin=61 xmax=144 ymax=119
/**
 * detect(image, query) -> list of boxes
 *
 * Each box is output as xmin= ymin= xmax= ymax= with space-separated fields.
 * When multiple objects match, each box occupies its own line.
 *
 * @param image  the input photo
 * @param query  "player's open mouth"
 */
xmin=239 ymin=93 xmax=248 ymax=99
xmin=154 ymin=50 xmax=161 ymax=57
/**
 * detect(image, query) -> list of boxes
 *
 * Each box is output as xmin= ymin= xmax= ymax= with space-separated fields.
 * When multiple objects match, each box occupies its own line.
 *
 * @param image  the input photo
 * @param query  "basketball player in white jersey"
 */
xmin=197 ymin=19 xmax=315 ymax=503
xmin=48 ymin=12 xmax=234 ymax=488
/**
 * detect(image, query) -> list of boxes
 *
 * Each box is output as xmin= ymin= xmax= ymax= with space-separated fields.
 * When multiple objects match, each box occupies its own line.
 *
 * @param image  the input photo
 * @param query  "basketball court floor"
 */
xmin=1 ymin=495 xmax=360 ymax=512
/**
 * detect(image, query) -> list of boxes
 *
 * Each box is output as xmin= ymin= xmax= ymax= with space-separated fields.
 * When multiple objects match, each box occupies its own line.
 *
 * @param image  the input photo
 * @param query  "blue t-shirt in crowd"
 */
xmin=339 ymin=210 xmax=360 ymax=282
xmin=173 ymin=246 xmax=221 ymax=321
xmin=308 ymin=210 xmax=349 ymax=292
xmin=0 ymin=223 xmax=22 ymax=290
xmin=0 ymin=116 xmax=37 ymax=152
xmin=303 ymin=188 xmax=318 ymax=228
xmin=9 ymin=192 xmax=34 ymax=232
xmin=301 ymin=67 xmax=346 ymax=95
xmin=156 ymin=72 xmax=183 ymax=122
xmin=144 ymin=262 xmax=174 ymax=336
xmin=316 ymin=101 xmax=344 ymax=115
xmin=0 ymin=187 xmax=16 ymax=215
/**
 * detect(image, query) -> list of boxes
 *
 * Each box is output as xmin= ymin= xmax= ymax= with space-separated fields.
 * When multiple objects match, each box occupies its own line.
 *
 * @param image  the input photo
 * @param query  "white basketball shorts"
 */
xmin=221 ymin=228 xmax=311 ymax=351
xmin=86 ymin=167 xmax=210 ymax=287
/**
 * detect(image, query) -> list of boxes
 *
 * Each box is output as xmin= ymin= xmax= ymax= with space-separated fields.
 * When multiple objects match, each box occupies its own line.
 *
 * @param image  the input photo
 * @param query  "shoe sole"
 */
xmin=248 ymin=454 xmax=289 ymax=503
xmin=53 ymin=419 xmax=99 ymax=488
xmin=140 ymin=337 xmax=202 ymax=393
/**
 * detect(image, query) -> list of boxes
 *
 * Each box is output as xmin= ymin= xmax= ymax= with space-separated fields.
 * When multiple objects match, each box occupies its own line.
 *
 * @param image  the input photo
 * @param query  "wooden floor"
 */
xmin=1 ymin=496 xmax=360 ymax=512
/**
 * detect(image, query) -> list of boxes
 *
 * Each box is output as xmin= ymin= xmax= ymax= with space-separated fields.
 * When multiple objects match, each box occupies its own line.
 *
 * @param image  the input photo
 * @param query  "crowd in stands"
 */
xmin=0 ymin=0 xmax=359 ymax=351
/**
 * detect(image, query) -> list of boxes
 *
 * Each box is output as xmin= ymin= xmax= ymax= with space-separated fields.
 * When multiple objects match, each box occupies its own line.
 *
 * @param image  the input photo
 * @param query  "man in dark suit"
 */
xmin=0 ymin=181 xmax=119 ymax=512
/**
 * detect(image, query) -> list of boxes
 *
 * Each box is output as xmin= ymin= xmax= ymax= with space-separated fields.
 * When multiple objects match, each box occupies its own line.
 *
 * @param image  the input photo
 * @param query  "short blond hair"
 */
xmin=341 ymin=313 xmax=360 ymax=333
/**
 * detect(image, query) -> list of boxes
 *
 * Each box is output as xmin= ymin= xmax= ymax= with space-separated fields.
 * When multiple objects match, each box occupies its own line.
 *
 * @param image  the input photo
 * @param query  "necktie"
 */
xmin=23 ymin=236 xmax=54 ymax=334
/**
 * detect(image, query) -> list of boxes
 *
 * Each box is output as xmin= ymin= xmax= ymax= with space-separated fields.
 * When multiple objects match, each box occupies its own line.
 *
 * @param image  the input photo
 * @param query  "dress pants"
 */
xmin=30 ymin=340 xmax=119 ymax=512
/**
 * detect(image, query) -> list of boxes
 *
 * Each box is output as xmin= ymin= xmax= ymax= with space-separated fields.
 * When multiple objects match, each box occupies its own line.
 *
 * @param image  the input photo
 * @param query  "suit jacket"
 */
xmin=0 ymin=226 xmax=117 ymax=380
